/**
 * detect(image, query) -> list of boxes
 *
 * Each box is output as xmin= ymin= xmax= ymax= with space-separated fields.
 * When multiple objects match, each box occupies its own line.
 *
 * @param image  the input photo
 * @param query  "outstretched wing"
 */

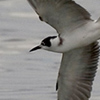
xmin=57 ymin=42 xmax=99 ymax=100
xmin=27 ymin=0 xmax=91 ymax=34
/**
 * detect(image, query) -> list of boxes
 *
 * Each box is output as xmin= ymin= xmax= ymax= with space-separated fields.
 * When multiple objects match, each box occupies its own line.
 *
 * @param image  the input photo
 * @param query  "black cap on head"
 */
xmin=29 ymin=36 xmax=57 ymax=52
xmin=41 ymin=36 xmax=57 ymax=47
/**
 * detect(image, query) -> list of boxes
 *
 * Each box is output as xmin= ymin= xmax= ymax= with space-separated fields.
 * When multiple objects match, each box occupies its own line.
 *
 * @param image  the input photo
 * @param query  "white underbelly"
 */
xmin=62 ymin=21 xmax=100 ymax=52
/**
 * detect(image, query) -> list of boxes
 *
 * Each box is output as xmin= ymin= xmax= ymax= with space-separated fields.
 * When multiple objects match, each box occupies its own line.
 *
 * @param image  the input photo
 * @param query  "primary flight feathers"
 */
xmin=28 ymin=0 xmax=91 ymax=33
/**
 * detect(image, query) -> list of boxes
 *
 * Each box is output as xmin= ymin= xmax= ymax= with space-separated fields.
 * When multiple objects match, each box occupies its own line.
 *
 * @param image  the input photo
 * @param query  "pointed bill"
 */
xmin=29 ymin=46 xmax=41 ymax=52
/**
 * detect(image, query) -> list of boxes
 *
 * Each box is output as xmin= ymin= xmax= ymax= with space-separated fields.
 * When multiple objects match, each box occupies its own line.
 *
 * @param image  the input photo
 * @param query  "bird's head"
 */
xmin=29 ymin=36 xmax=63 ymax=53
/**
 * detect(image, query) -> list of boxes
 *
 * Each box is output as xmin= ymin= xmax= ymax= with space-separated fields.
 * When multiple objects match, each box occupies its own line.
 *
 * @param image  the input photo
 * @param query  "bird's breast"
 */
xmin=61 ymin=21 xmax=100 ymax=52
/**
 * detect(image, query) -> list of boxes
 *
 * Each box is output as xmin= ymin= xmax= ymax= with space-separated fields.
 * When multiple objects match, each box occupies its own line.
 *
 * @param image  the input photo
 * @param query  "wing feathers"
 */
xmin=57 ymin=42 xmax=99 ymax=100
xmin=28 ymin=0 xmax=91 ymax=33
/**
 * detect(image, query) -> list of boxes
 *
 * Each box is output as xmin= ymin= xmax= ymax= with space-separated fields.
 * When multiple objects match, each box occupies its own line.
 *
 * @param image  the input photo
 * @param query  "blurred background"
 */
xmin=0 ymin=0 xmax=100 ymax=100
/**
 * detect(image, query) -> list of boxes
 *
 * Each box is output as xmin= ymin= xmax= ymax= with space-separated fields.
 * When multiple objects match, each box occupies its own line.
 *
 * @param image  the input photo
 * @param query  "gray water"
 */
xmin=0 ymin=0 xmax=100 ymax=100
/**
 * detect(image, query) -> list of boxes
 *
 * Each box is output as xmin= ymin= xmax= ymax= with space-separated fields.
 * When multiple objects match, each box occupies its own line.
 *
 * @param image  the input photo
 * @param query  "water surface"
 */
xmin=0 ymin=0 xmax=100 ymax=100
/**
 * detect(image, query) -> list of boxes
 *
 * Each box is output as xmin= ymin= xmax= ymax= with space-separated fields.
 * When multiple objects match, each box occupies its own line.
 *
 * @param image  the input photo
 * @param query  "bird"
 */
xmin=28 ymin=0 xmax=100 ymax=100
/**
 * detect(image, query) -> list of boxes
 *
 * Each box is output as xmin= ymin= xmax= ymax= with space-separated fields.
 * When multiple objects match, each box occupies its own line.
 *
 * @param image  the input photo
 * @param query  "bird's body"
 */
xmin=60 ymin=20 xmax=100 ymax=52
xmin=28 ymin=0 xmax=100 ymax=100
xmin=47 ymin=20 xmax=100 ymax=53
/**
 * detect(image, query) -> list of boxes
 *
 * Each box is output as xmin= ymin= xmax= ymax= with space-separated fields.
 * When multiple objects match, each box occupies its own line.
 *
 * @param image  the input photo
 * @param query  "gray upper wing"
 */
xmin=57 ymin=42 xmax=99 ymax=100
xmin=28 ymin=0 xmax=91 ymax=34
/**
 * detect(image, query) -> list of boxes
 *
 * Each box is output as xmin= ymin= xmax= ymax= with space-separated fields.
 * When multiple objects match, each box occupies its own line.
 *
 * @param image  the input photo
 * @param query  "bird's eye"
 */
xmin=41 ymin=42 xmax=45 ymax=46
